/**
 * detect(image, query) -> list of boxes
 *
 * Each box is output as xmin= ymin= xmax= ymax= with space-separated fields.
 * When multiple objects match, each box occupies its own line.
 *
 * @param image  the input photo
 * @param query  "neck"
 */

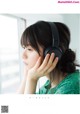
xmin=46 ymin=70 xmax=67 ymax=88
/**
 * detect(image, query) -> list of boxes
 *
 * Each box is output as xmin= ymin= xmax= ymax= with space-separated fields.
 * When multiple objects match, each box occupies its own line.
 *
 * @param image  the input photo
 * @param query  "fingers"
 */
xmin=45 ymin=53 xmax=55 ymax=70
xmin=34 ymin=56 xmax=42 ymax=69
xmin=46 ymin=57 xmax=58 ymax=73
xmin=34 ymin=52 xmax=59 ymax=76
xmin=38 ymin=54 xmax=50 ymax=71
xmin=38 ymin=53 xmax=58 ymax=73
xmin=38 ymin=53 xmax=55 ymax=71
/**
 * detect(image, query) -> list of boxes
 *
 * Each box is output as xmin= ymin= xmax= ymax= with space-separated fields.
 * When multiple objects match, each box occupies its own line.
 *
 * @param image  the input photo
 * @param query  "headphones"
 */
xmin=44 ymin=22 xmax=63 ymax=60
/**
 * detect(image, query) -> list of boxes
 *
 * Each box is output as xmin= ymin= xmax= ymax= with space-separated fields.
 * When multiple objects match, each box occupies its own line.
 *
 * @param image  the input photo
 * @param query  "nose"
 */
xmin=22 ymin=49 xmax=27 ymax=59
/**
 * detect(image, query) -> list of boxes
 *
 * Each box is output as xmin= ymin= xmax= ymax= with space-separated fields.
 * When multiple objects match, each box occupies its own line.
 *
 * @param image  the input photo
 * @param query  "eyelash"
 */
xmin=27 ymin=48 xmax=32 ymax=51
xmin=22 ymin=45 xmax=32 ymax=51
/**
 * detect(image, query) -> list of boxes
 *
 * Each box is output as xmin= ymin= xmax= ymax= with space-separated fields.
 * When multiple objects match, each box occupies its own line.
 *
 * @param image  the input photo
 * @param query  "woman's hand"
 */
xmin=24 ymin=52 xmax=58 ymax=94
xmin=27 ymin=53 xmax=59 ymax=81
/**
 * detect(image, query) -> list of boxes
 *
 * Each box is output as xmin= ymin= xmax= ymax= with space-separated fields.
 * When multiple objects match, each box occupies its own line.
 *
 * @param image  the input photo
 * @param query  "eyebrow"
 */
xmin=24 ymin=42 xmax=30 ymax=46
xmin=22 ymin=43 xmax=30 ymax=48
xmin=26 ymin=44 xmax=31 ymax=47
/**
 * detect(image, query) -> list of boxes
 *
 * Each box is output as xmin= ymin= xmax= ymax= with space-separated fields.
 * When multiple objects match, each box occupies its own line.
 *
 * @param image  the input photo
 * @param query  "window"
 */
xmin=0 ymin=15 xmax=26 ymax=93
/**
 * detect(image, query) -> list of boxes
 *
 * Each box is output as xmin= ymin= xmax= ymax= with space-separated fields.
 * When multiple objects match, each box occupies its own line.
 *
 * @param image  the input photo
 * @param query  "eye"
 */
xmin=26 ymin=45 xmax=33 ymax=51
xmin=27 ymin=48 xmax=32 ymax=51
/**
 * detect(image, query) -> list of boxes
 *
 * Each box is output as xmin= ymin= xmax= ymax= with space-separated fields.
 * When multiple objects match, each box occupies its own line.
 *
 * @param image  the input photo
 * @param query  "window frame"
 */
xmin=0 ymin=14 xmax=26 ymax=93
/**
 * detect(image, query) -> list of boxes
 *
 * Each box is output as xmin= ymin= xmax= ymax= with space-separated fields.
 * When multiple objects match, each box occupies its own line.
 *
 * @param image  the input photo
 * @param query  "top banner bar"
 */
xmin=0 ymin=0 xmax=80 ymax=13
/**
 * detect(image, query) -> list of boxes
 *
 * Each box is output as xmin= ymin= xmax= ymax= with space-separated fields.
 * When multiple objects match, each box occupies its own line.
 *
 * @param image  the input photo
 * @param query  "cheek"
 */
xmin=28 ymin=52 xmax=39 ymax=68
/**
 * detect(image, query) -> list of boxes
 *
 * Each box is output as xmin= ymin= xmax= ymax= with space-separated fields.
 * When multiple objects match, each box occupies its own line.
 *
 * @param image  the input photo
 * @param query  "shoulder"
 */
xmin=54 ymin=70 xmax=80 ymax=94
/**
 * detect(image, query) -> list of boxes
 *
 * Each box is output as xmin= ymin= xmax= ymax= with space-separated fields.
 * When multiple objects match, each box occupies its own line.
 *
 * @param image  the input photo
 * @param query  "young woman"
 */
xmin=17 ymin=21 xmax=80 ymax=94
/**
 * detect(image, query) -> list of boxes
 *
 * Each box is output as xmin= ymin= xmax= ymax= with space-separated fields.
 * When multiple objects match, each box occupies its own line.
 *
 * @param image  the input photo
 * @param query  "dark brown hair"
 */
xmin=21 ymin=21 xmax=80 ymax=74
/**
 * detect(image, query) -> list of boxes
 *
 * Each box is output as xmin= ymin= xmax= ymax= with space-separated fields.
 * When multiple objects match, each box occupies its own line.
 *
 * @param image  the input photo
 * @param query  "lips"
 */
xmin=22 ymin=60 xmax=28 ymax=65
xmin=23 ymin=62 xmax=28 ymax=65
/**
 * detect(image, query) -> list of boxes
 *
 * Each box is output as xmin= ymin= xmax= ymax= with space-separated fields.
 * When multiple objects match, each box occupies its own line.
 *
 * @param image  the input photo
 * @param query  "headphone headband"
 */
xmin=48 ymin=22 xmax=59 ymax=48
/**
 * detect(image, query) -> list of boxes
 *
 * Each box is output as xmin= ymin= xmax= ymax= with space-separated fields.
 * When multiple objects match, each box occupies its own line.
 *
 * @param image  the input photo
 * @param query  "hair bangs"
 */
xmin=21 ymin=26 xmax=40 ymax=55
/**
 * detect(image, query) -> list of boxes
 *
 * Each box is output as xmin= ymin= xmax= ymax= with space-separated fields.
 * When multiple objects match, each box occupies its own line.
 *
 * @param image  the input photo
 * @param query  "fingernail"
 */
xmin=56 ymin=57 xmax=58 ymax=61
xmin=47 ymin=54 xmax=50 ymax=56
xmin=52 ymin=53 xmax=54 ymax=56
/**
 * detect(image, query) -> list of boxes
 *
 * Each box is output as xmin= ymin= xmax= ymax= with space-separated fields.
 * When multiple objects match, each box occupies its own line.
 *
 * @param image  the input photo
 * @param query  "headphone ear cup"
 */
xmin=44 ymin=47 xmax=62 ymax=60
xmin=44 ymin=47 xmax=54 ymax=57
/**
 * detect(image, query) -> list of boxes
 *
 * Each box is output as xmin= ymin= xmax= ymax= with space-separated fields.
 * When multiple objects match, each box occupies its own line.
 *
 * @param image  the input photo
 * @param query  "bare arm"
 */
xmin=24 ymin=78 xmax=38 ymax=94
xmin=16 ymin=66 xmax=28 ymax=94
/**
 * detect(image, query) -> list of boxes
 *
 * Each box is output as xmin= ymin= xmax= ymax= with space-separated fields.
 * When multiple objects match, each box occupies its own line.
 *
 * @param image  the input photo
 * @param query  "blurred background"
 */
xmin=0 ymin=14 xmax=80 ymax=94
